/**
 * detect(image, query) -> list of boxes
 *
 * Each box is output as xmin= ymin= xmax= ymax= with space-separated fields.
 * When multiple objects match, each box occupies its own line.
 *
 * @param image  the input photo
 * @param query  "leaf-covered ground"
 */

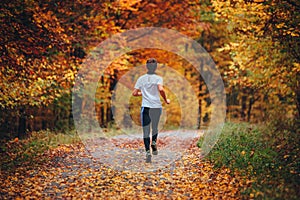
xmin=0 ymin=133 xmax=249 ymax=199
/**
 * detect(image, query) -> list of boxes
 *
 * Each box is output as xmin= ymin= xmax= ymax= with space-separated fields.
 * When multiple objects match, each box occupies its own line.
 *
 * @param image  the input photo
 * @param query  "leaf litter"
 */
xmin=0 ymin=132 xmax=249 ymax=199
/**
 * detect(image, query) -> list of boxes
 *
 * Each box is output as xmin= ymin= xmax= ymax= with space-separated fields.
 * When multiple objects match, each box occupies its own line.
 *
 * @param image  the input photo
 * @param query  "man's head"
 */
xmin=146 ymin=58 xmax=157 ymax=74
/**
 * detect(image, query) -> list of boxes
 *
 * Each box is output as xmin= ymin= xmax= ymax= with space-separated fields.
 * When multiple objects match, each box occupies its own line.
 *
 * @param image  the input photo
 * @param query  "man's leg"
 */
xmin=150 ymin=108 xmax=162 ymax=155
xmin=141 ymin=107 xmax=151 ymax=162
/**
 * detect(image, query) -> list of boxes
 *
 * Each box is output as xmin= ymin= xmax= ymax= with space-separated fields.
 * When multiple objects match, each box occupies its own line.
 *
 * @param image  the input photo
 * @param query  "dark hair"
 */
xmin=146 ymin=58 xmax=157 ymax=74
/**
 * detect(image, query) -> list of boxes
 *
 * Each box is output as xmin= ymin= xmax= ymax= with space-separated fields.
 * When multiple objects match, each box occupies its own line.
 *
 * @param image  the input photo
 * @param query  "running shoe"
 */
xmin=151 ymin=141 xmax=158 ymax=155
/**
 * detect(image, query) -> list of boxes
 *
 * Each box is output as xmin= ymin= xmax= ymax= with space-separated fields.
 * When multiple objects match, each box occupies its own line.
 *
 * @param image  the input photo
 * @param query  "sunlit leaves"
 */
xmin=212 ymin=0 xmax=300 ymax=116
xmin=1 ymin=0 xmax=212 ymax=110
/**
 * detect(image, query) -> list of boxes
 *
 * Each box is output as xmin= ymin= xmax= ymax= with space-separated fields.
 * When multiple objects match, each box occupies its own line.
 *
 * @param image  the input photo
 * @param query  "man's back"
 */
xmin=134 ymin=74 xmax=163 ymax=108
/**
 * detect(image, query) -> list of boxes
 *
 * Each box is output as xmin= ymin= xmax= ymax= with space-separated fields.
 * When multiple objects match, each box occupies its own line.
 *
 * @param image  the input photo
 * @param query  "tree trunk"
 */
xmin=106 ymin=102 xmax=112 ymax=125
xmin=18 ymin=108 xmax=26 ymax=138
xmin=198 ymin=80 xmax=203 ymax=129
xmin=294 ymin=72 xmax=300 ymax=119
xmin=295 ymin=88 xmax=300 ymax=120
xmin=247 ymin=97 xmax=254 ymax=122
xmin=197 ymin=64 xmax=204 ymax=129
xmin=100 ymin=104 xmax=104 ymax=127
xmin=241 ymin=95 xmax=247 ymax=121
xmin=198 ymin=99 xmax=202 ymax=129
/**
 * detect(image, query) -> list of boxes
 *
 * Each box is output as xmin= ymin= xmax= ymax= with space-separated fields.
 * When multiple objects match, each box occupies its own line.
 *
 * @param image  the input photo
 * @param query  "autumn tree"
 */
xmin=212 ymin=0 xmax=300 ymax=119
xmin=83 ymin=0 xmax=216 ymax=128
xmin=0 ymin=0 xmax=115 ymax=136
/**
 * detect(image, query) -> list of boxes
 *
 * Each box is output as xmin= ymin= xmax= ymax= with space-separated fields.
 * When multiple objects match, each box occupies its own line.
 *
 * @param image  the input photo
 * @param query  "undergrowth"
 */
xmin=0 ymin=130 xmax=80 ymax=171
xmin=201 ymin=121 xmax=300 ymax=199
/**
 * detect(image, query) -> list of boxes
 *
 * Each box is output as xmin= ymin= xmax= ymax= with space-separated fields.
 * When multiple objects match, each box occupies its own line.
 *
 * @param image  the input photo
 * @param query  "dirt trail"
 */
xmin=0 ymin=130 xmax=247 ymax=199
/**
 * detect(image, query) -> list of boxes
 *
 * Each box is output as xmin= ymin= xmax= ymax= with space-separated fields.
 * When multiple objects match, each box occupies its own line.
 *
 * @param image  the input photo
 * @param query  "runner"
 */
xmin=132 ymin=58 xmax=170 ymax=163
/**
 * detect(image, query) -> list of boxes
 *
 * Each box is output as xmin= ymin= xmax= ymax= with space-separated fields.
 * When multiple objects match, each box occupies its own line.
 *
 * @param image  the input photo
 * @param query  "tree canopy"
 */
xmin=0 ymin=0 xmax=299 ymax=133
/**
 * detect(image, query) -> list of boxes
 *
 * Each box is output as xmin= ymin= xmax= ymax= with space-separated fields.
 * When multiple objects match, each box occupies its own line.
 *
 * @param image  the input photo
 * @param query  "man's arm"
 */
xmin=132 ymin=88 xmax=142 ymax=96
xmin=158 ymin=84 xmax=170 ymax=104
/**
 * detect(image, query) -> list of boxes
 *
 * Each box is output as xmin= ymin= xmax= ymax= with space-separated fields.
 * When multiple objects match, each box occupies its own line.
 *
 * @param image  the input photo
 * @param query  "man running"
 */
xmin=132 ymin=58 xmax=170 ymax=163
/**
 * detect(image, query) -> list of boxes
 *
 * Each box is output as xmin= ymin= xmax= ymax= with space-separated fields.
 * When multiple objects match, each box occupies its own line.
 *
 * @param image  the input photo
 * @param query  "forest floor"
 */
xmin=0 ymin=130 xmax=249 ymax=199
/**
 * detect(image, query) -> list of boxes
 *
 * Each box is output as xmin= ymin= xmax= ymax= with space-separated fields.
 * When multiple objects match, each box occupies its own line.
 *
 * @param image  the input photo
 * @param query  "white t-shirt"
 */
xmin=134 ymin=74 xmax=163 ymax=108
